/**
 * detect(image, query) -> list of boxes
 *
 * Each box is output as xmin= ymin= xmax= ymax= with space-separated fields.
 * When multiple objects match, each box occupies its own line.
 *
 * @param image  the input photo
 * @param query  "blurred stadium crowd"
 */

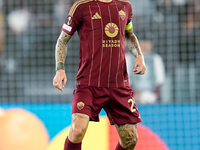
xmin=0 ymin=0 xmax=199 ymax=103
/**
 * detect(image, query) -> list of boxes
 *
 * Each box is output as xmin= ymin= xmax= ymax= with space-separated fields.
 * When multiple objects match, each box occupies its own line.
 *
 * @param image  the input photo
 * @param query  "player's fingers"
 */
xmin=141 ymin=70 xmax=145 ymax=75
xmin=57 ymin=81 xmax=63 ymax=91
xmin=132 ymin=63 xmax=138 ymax=72
xmin=53 ymin=78 xmax=58 ymax=87
xmin=53 ymin=76 xmax=59 ymax=86
xmin=53 ymin=77 xmax=63 ymax=92
xmin=134 ymin=65 xmax=142 ymax=74
xmin=57 ymin=86 xmax=63 ymax=92
xmin=62 ymin=76 xmax=67 ymax=88
xmin=141 ymin=66 xmax=146 ymax=74
xmin=137 ymin=66 xmax=146 ymax=75
xmin=134 ymin=70 xmax=142 ymax=74
xmin=135 ymin=66 xmax=145 ymax=74
xmin=140 ymin=72 xmax=144 ymax=75
xmin=56 ymin=83 xmax=63 ymax=92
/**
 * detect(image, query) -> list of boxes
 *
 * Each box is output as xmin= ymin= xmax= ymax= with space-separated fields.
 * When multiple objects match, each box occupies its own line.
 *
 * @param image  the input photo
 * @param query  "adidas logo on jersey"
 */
xmin=92 ymin=13 xmax=101 ymax=19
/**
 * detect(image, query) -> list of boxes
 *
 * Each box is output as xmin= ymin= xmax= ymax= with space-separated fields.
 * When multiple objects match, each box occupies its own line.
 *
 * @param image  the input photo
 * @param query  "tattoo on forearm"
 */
xmin=55 ymin=32 xmax=71 ymax=71
xmin=132 ymin=34 xmax=142 ymax=55
xmin=115 ymin=124 xmax=138 ymax=150
xmin=125 ymin=38 xmax=138 ymax=58
xmin=72 ymin=113 xmax=89 ymax=122
xmin=125 ymin=29 xmax=142 ymax=58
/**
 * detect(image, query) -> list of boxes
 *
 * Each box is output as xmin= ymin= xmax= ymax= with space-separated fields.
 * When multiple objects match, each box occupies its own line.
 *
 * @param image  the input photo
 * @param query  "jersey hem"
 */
xmin=76 ymin=81 xmax=130 ymax=88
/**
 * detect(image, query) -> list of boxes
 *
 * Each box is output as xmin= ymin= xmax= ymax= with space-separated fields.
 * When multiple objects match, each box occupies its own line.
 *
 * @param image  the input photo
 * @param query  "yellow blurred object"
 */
xmin=48 ymin=116 xmax=109 ymax=150
xmin=0 ymin=108 xmax=49 ymax=150
xmin=0 ymin=107 xmax=4 ymax=117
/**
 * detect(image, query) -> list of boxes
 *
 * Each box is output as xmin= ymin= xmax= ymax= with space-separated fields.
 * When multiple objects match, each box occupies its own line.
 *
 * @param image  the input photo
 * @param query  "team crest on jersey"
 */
xmin=119 ymin=10 xmax=126 ymax=20
xmin=66 ymin=16 xmax=72 ymax=26
xmin=105 ymin=23 xmax=119 ymax=38
xmin=77 ymin=101 xmax=85 ymax=110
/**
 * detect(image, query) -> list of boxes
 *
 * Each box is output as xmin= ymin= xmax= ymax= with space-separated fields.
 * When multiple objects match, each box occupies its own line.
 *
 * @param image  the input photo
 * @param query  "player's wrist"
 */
xmin=55 ymin=62 xmax=65 ymax=71
xmin=137 ymin=54 xmax=144 ymax=58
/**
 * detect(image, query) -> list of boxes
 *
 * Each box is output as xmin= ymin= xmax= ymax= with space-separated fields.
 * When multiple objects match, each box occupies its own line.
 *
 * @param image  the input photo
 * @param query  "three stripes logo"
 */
xmin=92 ymin=12 xmax=101 ymax=19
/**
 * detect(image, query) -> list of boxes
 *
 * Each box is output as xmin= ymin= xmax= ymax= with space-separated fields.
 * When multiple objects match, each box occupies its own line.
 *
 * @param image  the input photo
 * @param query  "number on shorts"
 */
xmin=128 ymin=99 xmax=136 ymax=113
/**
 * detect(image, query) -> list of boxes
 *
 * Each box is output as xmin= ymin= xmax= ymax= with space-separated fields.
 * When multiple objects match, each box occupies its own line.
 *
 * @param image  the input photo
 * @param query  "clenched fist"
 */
xmin=53 ymin=70 xmax=67 ymax=92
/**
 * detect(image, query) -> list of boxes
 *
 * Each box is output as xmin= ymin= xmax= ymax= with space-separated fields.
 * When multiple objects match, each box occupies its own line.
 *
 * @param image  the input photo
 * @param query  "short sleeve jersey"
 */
xmin=62 ymin=0 xmax=133 ymax=88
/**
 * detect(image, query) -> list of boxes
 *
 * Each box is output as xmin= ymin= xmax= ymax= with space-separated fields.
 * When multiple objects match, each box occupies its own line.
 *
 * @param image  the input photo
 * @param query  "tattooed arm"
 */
xmin=55 ymin=31 xmax=72 ymax=71
xmin=125 ymin=27 xmax=146 ymax=75
xmin=125 ymin=28 xmax=142 ymax=58
xmin=53 ymin=31 xmax=72 ymax=91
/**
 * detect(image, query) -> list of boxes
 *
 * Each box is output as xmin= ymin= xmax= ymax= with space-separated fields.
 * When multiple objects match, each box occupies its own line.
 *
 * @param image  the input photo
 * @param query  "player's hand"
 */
xmin=133 ymin=55 xmax=146 ymax=75
xmin=53 ymin=70 xmax=67 ymax=92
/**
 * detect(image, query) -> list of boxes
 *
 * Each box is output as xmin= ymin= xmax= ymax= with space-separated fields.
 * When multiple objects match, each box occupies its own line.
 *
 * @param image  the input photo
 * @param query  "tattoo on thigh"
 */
xmin=72 ymin=113 xmax=89 ymax=122
xmin=116 ymin=124 xmax=138 ymax=150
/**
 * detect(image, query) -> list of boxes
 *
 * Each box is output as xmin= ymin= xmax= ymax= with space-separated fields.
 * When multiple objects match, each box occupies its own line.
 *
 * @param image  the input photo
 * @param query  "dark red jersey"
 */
xmin=62 ymin=0 xmax=133 ymax=88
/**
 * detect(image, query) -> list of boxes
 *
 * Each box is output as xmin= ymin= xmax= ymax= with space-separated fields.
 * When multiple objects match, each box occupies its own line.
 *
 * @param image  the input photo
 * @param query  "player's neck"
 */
xmin=98 ymin=0 xmax=112 ymax=3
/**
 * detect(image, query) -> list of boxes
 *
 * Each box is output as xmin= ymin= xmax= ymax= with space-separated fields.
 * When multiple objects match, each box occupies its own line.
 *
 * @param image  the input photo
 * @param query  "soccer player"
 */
xmin=53 ymin=0 xmax=146 ymax=149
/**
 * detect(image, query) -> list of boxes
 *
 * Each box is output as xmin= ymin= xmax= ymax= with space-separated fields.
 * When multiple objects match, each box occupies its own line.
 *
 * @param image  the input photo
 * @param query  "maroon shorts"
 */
xmin=72 ymin=85 xmax=142 ymax=125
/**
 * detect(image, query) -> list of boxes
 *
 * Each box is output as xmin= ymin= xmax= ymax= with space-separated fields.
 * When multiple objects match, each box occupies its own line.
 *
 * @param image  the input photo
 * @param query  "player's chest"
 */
xmin=82 ymin=4 xmax=128 ymax=31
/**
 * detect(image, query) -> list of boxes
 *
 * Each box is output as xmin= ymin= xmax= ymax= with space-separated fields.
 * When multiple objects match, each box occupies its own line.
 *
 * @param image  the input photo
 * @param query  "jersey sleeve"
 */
xmin=126 ymin=2 xmax=133 ymax=25
xmin=62 ymin=2 xmax=83 ymax=35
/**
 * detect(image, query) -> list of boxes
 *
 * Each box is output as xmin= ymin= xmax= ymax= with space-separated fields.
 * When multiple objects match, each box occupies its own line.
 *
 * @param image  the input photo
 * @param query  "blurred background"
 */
xmin=0 ymin=0 xmax=200 ymax=150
